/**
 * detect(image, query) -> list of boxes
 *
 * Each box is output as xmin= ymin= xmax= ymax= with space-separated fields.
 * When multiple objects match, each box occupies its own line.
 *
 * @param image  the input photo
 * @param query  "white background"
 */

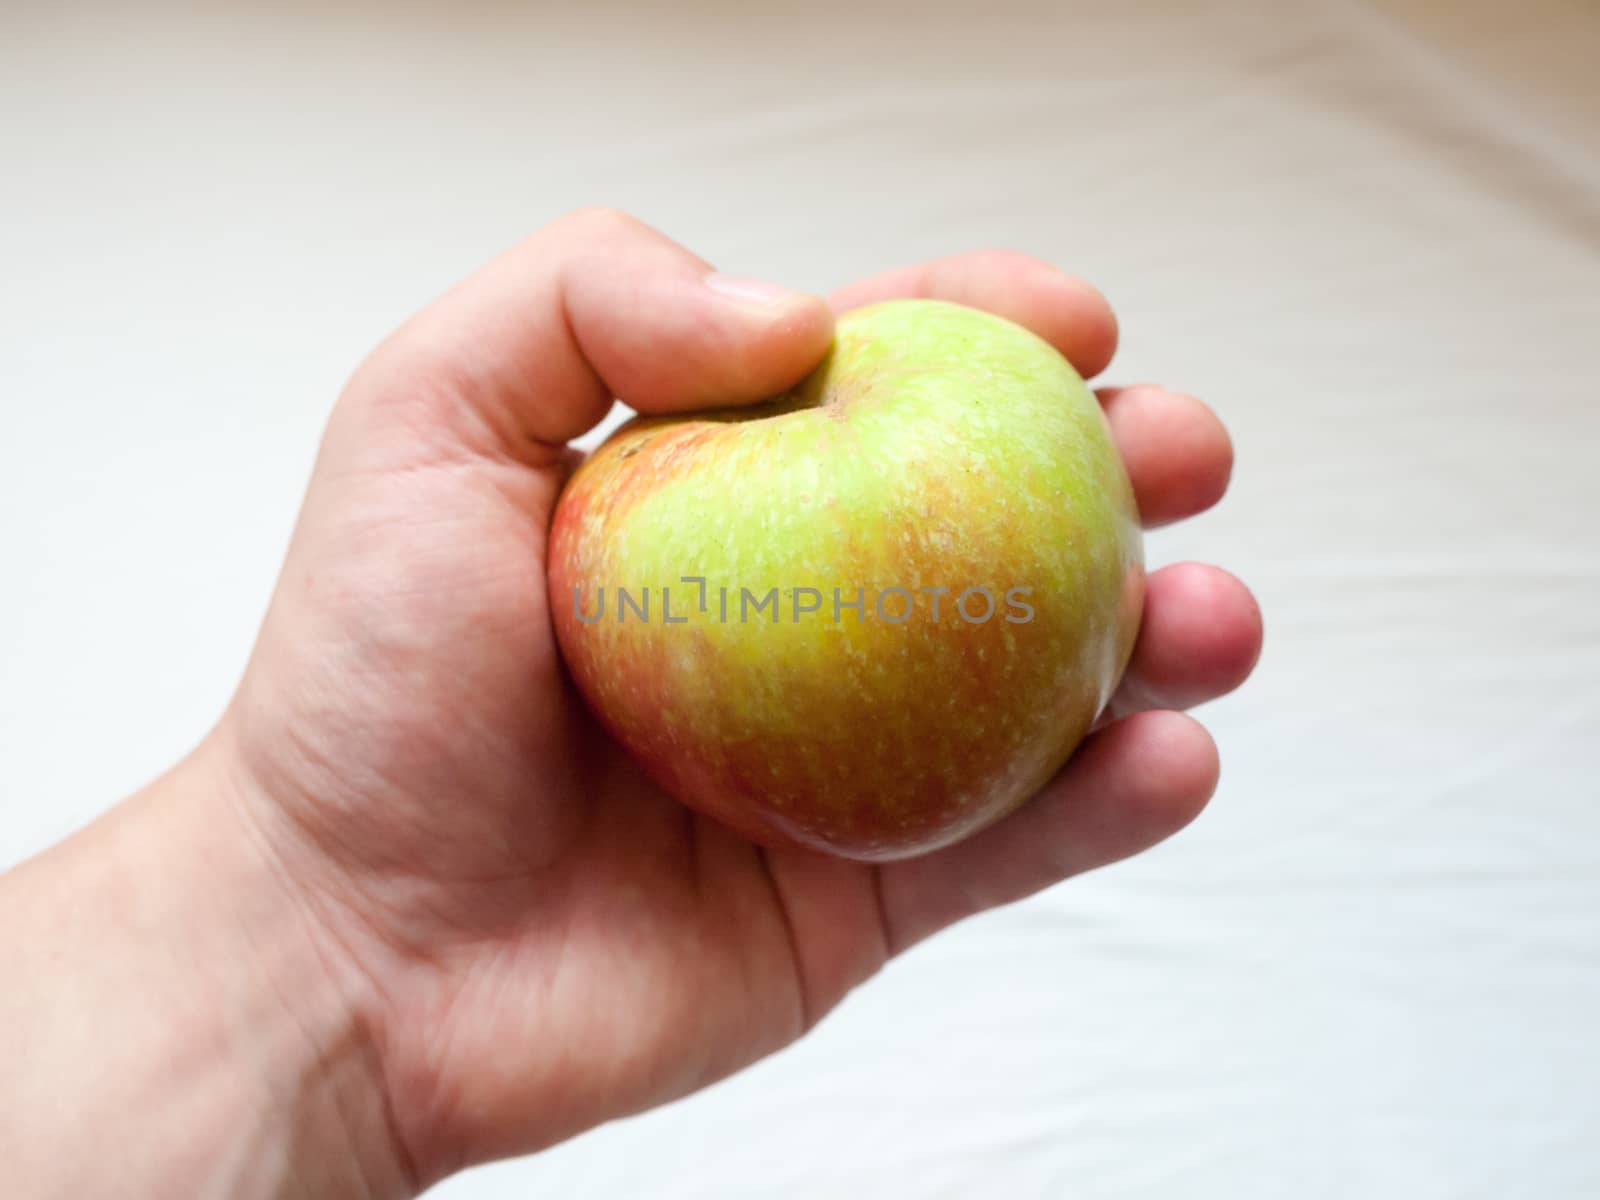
xmin=3 ymin=1 xmax=1598 ymax=1195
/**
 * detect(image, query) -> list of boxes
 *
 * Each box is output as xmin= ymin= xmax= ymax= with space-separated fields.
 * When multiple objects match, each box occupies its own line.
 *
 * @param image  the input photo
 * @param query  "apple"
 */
xmin=549 ymin=299 xmax=1143 ymax=861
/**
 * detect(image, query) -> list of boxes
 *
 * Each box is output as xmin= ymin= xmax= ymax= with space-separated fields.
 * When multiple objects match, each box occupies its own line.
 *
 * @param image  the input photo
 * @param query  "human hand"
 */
xmin=200 ymin=209 xmax=1260 ymax=1189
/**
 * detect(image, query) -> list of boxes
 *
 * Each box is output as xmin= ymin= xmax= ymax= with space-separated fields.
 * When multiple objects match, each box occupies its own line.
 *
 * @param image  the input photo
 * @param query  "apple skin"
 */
xmin=549 ymin=299 xmax=1143 ymax=861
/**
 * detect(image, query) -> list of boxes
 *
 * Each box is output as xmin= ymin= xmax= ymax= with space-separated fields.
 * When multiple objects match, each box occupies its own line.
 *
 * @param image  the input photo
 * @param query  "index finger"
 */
xmin=830 ymin=249 xmax=1119 ymax=379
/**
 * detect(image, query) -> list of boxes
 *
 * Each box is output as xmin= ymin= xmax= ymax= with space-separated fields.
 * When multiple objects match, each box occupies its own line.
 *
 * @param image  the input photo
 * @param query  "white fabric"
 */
xmin=3 ymin=1 xmax=1597 ymax=1194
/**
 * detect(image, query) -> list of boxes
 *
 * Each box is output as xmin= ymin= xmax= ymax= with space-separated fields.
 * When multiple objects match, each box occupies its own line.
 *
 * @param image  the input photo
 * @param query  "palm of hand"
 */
xmin=240 ymin=443 xmax=885 ymax=1176
xmin=219 ymin=212 xmax=1260 ymax=1183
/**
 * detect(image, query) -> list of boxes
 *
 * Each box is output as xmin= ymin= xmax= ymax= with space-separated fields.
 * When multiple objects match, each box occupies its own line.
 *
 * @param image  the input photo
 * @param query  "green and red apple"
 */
xmin=549 ymin=299 xmax=1143 ymax=861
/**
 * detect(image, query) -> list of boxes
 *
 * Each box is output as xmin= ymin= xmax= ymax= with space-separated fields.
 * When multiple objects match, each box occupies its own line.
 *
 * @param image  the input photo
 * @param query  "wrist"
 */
xmin=0 ymin=735 xmax=415 ymax=1199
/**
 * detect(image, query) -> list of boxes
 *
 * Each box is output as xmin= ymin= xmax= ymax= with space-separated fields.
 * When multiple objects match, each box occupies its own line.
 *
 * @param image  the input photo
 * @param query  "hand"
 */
xmin=205 ymin=209 xmax=1261 ymax=1188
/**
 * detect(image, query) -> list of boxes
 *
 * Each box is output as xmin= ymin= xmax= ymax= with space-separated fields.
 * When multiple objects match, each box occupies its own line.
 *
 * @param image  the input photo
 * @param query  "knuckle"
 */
xmin=552 ymin=205 xmax=639 ymax=239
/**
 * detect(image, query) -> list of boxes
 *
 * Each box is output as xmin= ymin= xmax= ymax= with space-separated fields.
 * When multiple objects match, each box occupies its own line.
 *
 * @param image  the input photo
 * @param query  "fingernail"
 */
xmin=704 ymin=273 xmax=804 ymax=307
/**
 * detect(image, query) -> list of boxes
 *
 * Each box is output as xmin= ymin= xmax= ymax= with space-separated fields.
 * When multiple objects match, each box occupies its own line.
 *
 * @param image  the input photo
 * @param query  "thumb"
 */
xmin=342 ymin=208 xmax=834 ymax=459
